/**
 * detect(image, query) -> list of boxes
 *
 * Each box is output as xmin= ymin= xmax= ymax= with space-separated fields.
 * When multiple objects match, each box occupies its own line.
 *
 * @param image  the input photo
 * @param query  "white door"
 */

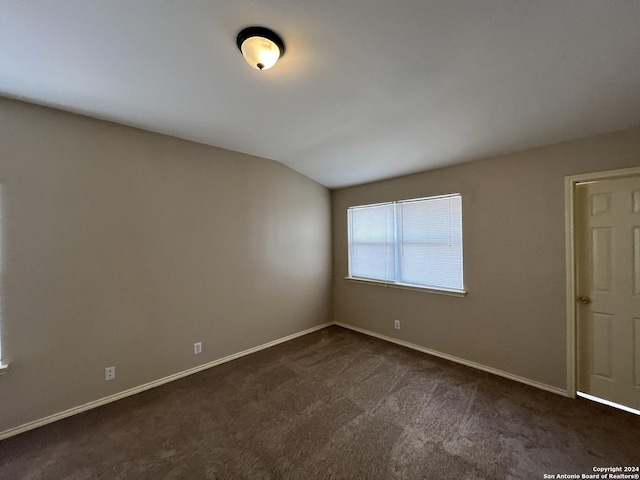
xmin=576 ymin=175 xmax=640 ymax=410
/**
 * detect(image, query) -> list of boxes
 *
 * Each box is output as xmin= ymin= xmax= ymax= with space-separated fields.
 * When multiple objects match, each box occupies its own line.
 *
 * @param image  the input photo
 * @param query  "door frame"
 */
xmin=565 ymin=166 xmax=640 ymax=398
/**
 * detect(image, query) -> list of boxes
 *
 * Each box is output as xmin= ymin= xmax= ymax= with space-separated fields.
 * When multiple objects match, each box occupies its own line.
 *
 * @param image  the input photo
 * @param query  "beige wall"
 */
xmin=1 ymin=95 xmax=638 ymax=437
xmin=0 ymin=98 xmax=332 ymax=433
xmin=332 ymin=126 xmax=640 ymax=391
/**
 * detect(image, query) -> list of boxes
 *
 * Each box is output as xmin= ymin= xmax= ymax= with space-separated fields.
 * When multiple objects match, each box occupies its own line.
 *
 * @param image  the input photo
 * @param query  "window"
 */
xmin=347 ymin=194 xmax=464 ymax=293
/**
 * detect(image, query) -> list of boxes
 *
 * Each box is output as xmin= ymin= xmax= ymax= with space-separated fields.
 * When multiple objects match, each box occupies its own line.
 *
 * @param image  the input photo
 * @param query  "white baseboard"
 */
xmin=0 ymin=322 xmax=332 ymax=441
xmin=334 ymin=322 xmax=569 ymax=398
xmin=0 ymin=320 xmax=569 ymax=441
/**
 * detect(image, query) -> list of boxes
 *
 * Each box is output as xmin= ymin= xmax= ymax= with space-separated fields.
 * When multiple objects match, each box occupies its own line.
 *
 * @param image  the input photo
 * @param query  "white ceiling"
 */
xmin=1 ymin=1 xmax=639 ymax=188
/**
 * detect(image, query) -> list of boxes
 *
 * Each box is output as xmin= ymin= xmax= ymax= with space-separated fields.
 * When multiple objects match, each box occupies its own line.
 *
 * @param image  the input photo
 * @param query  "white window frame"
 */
xmin=346 ymin=193 xmax=466 ymax=297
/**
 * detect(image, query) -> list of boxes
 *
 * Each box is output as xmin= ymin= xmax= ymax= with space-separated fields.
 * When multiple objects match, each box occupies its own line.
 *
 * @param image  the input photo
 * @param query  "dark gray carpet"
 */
xmin=1 ymin=326 xmax=638 ymax=479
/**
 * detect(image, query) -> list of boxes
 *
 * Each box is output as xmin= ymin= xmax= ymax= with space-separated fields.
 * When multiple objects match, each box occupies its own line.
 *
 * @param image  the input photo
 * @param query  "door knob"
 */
xmin=578 ymin=296 xmax=591 ymax=304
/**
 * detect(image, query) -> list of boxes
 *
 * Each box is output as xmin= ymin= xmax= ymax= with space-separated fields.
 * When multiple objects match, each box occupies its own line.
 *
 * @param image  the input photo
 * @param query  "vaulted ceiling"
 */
xmin=1 ymin=1 xmax=639 ymax=188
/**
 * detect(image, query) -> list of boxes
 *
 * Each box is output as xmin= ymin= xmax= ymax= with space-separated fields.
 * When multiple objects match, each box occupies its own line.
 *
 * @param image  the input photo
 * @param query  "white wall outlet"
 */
xmin=394 ymin=320 xmax=401 ymax=330
xmin=105 ymin=366 xmax=115 ymax=381
xmin=194 ymin=342 xmax=202 ymax=355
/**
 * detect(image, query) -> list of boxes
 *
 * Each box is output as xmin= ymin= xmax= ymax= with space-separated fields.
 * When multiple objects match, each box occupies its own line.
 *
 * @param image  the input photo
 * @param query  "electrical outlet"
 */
xmin=194 ymin=342 xmax=202 ymax=355
xmin=105 ymin=366 xmax=115 ymax=381
xmin=394 ymin=320 xmax=400 ymax=330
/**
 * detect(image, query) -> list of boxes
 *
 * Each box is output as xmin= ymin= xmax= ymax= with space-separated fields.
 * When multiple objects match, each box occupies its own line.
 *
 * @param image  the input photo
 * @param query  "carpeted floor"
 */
xmin=1 ymin=326 xmax=638 ymax=479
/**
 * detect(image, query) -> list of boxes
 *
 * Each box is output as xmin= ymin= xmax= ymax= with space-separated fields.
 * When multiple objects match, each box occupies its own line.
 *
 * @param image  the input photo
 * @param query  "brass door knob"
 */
xmin=578 ymin=296 xmax=591 ymax=304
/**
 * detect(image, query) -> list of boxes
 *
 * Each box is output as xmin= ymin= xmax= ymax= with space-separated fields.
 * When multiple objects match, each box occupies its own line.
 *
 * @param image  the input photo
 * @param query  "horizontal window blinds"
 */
xmin=348 ymin=194 xmax=463 ymax=291
xmin=348 ymin=203 xmax=395 ymax=282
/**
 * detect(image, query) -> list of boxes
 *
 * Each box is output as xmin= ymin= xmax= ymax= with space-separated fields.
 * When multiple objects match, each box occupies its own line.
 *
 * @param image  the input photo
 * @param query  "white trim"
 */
xmin=0 ymin=363 xmax=8 ymax=375
xmin=565 ymin=176 xmax=577 ymax=398
xmin=564 ymin=166 xmax=640 ymax=400
xmin=577 ymin=392 xmax=640 ymax=416
xmin=334 ymin=322 xmax=569 ymax=397
xmin=347 ymin=193 xmax=462 ymax=211
xmin=565 ymin=166 xmax=640 ymax=184
xmin=345 ymin=277 xmax=466 ymax=297
xmin=0 ymin=322 xmax=332 ymax=441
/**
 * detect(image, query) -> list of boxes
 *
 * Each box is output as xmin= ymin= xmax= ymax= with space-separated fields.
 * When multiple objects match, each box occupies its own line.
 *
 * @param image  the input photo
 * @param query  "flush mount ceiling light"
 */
xmin=236 ymin=26 xmax=285 ymax=71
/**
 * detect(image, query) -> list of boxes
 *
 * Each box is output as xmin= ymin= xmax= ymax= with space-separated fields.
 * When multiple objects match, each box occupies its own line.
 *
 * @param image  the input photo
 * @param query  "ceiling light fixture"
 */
xmin=236 ymin=26 xmax=285 ymax=71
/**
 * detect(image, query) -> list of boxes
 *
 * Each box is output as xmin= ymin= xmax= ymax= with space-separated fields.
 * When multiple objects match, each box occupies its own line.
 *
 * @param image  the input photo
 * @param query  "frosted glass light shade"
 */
xmin=240 ymin=36 xmax=281 ymax=70
xmin=236 ymin=27 xmax=286 ymax=71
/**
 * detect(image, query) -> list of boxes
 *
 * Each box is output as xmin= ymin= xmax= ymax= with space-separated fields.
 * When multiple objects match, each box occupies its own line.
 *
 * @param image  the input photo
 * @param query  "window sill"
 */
xmin=0 ymin=363 xmax=8 ymax=375
xmin=345 ymin=277 xmax=466 ymax=297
